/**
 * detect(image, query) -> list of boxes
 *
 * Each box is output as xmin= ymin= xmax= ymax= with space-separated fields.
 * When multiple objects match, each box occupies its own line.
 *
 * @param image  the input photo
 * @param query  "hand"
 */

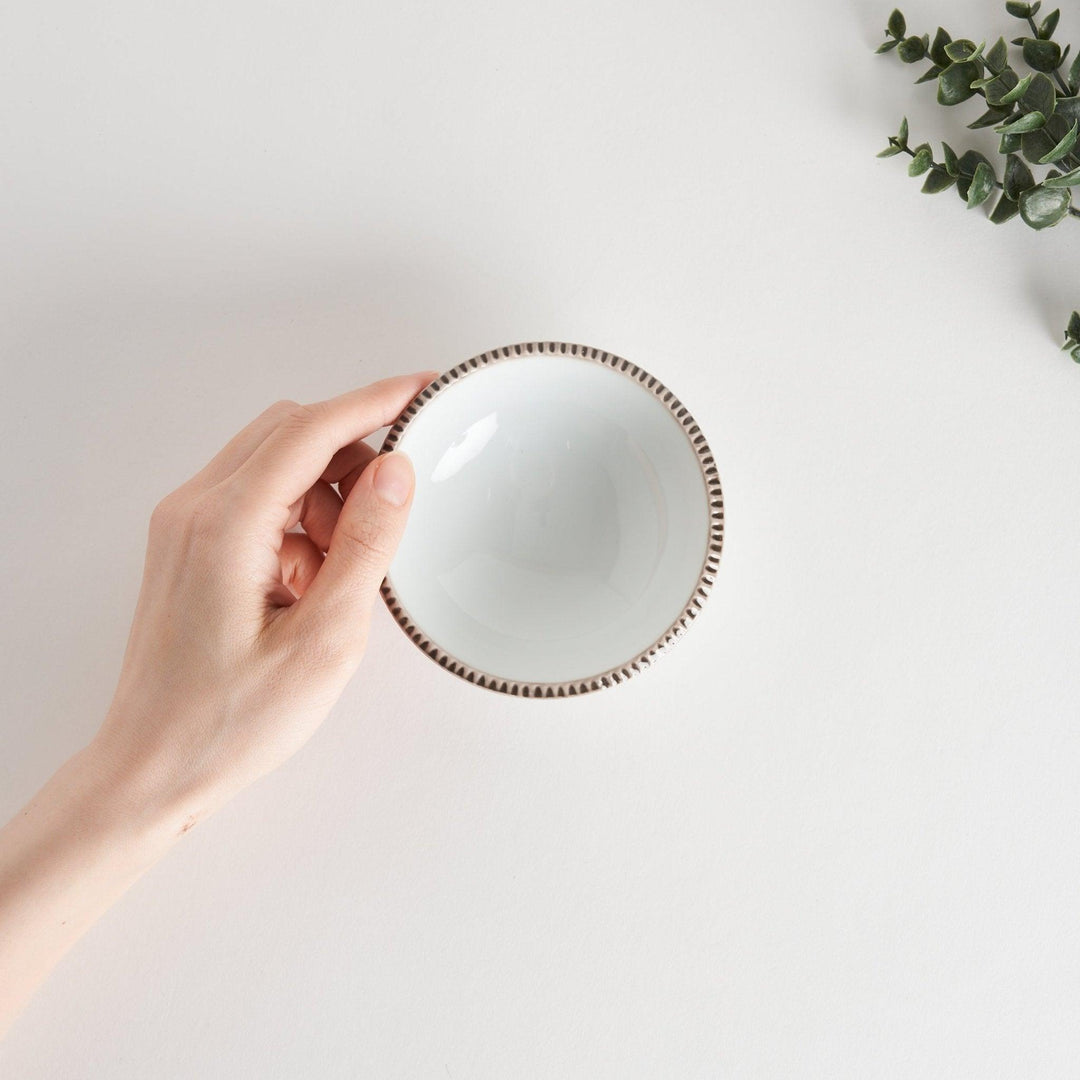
xmin=0 ymin=372 xmax=439 ymax=1036
xmin=94 ymin=371 xmax=438 ymax=829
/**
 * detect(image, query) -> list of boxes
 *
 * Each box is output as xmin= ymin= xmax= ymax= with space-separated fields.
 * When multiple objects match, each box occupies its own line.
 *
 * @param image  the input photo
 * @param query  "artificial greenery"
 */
xmin=876 ymin=2 xmax=1080 ymax=358
xmin=1065 ymin=310 xmax=1080 ymax=361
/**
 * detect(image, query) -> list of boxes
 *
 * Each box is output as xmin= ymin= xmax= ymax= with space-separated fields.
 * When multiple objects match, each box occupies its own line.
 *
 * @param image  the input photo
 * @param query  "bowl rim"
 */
xmin=378 ymin=340 xmax=724 ymax=698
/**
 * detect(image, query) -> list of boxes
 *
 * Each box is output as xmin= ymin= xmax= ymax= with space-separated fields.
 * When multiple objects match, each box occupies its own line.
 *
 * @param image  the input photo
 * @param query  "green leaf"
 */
xmin=1022 ymin=72 xmax=1057 ymax=117
xmin=887 ymin=9 xmax=906 ymax=38
xmin=1068 ymin=51 xmax=1080 ymax=92
xmin=1043 ymin=164 xmax=1080 ymax=186
xmin=898 ymin=35 xmax=926 ymax=62
xmin=997 ymin=110 xmax=1047 ymax=133
xmin=999 ymin=72 xmax=1034 ymax=104
xmin=877 ymin=143 xmax=903 ymax=157
xmin=944 ymin=39 xmax=980 ymax=62
xmin=984 ymin=69 xmax=1021 ymax=105
xmin=1004 ymin=153 xmax=1036 ymax=199
xmin=1023 ymin=37 xmax=1062 ymax=72
xmin=1032 ymin=2 xmax=1043 ymax=15
xmin=876 ymin=38 xmax=900 ymax=53
xmin=1055 ymin=95 xmax=1080 ymax=124
xmin=1039 ymin=119 xmax=1079 ymax=162
xmin=938 ymin=61 xmax=981 ymax=105
xmin=1068 ymin=311 xmax=1080 ymax=341
xmin=1005 ymin=0 xmax=1032 ymax=15
xmin=1071 ymin=346 xmax=1080 ymax=363
xmin=898 ymin=116 xmax=909 ymax=145
xmin=985 ymin=37 xmax=1010 ymax=73
xmin=922 ymin=168 xmax=956 ymax=193
xmin=915 ymin=64 xmax=944 ymax=84
xmin=1038 ymin=8 xmax=1060 ymax=39
xmin=970 ymin=106 xmax=1014 ymax=129
xmin=929 ymin=27 xmax=953 ymax=66
xmin=956 ymin=150 xmax=993 ymax=200
xmin=966 ymin=161 xmax=996 ymax=207
xmin=908 ymin=145 xmax=933 ymax=175
xmin=942 ymin=141 xmax=959 ymax=175
xmin=1018 ymin=183 xmax=1073 ymax=227
xmin=1000 ymin=131 xmax=1024 ymax=153
xmin=1021 ymin=126 xmax=1059 ymax=163
xmin=989 ymin=193 xmax=1021 ymax=222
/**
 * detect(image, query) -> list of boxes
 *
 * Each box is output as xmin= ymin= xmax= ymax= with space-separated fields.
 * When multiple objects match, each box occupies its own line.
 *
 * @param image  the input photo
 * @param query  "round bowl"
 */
xmin=380 ymin=341 xmax=723 ymax=697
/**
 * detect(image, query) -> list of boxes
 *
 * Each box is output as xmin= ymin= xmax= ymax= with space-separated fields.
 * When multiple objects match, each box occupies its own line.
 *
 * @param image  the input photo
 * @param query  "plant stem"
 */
xmin=899 ymin=143 xmax=1005 ymax=189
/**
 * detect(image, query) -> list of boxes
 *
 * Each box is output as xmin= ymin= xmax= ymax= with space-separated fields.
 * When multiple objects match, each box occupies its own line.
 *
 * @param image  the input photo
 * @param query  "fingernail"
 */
xmin=373 ymin=452 xmax=414 ymax=507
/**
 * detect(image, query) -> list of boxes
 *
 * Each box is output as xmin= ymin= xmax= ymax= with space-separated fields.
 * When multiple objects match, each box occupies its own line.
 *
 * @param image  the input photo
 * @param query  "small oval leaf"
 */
xmin=986 ymin=37 xmax=1010 ymax=73
xmin=898 ymin=35 xmax=927 ymax=62
xmin=1042 ymin=164 xmax=1080 ymax=186
xmin=1023 ymin=37 xmax=1062 ymax=72
xmin=1004 ymin=152 xmax=1037 ymax=199
xmin=944 ymin=38 xmax=978 ymax=62
xmin=997 ymin=110 xmax=1047 ymax=133
xmin=970 ymin=106 xmax=1014 ymax=129
xmin=984 ymin=69 xmax=1021 ymax=105
xmin=929 ymin=27 xmax=953 ymax=66
xmin=990 ymin=193 xmax=1021 ymax=222
xmin=966 ymin=161 xmax=996 ymax=207
xmin=1038 ymin=8 xmax=1060 ymax=39
xmin=1021 ymin=127 xmax=1058 ymax=163
xmin=908 ymin=146 xmax=934 ymax=176
xmin=999 ymin=72 xmax=1035 ymax=104
xmin=1039 ymin=119 xmax=1079 ymax=162
xmin=1022 ymin=72 xmax=1057 ymax=116
xmin=922 ymin=168 xmax=956 ymax=194
xmin=1018 ymin=183 xmax=1073 ymax=227
xmin=938 ymin=61 xmax=981 ymax=105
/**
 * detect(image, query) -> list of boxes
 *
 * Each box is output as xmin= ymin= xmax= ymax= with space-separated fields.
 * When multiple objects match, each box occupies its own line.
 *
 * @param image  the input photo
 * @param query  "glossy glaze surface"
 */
xmin=387 ymin=354 xmax=711 ymax=685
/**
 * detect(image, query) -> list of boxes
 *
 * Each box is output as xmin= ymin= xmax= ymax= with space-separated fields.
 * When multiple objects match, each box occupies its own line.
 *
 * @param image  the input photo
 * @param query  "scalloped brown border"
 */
xmin=378 ymin=341 xmax=724 ymax=698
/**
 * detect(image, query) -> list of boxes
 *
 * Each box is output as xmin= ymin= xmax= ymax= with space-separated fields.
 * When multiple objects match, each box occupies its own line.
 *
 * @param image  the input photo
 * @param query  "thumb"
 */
xmin=292 ymin=450 xmax=415 ymax=659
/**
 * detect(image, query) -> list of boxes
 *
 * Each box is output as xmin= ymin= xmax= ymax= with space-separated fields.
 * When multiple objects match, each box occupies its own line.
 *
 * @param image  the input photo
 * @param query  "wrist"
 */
xmin=73 ymin=732 xmax=221 ymax=857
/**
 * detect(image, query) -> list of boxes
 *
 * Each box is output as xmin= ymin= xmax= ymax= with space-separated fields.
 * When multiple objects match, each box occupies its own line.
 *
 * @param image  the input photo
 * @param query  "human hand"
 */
xmin=92 ymin=371 xmax=438 ymax=831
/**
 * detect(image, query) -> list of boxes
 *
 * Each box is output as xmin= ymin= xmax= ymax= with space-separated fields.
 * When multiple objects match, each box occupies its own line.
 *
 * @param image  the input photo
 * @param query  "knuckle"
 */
xmin=287 ymin=401 xmax=320 ymax=425
xmin=149 ymin=492 xmax=182 ymax=534
xmin=267 ymin=398 xmax=300 ymax=419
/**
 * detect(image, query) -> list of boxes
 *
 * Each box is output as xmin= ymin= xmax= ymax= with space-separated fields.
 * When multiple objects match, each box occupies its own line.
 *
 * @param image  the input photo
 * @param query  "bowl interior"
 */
xmin=386 ymin=354 xmax=711 ymax=686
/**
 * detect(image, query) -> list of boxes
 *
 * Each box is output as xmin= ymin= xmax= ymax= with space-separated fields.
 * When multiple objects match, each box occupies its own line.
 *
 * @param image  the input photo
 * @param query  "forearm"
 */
xmin=0 ymin=741 xmax=186 ymax=1037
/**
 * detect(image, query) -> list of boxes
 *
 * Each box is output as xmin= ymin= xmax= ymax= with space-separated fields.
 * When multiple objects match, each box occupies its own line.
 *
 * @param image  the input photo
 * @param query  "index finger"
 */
xmin=227 ymin=371 xmax=438 ymax=508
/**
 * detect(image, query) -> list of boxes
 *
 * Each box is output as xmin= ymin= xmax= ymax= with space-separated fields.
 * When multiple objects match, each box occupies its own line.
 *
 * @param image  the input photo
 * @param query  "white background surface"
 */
xmin=2 ymin=1 xmax=1080 ymax=1076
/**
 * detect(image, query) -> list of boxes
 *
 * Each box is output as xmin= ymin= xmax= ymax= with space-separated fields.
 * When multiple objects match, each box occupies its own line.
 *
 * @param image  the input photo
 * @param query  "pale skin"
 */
xmin=0 ymin=371 xmax=440 ymax=1038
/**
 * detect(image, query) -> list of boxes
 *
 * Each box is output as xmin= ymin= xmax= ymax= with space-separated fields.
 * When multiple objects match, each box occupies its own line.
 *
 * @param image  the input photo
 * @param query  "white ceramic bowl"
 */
xmin=380 ymin=342 xmax=723 ymax=696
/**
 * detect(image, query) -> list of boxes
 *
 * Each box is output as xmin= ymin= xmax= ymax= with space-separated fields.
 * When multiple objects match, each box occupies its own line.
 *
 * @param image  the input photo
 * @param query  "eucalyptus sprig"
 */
xmin=876 ymin=2 xmax=1080 ymax=357
xmin=1065 ymin=311 xmax=1080 ymax=361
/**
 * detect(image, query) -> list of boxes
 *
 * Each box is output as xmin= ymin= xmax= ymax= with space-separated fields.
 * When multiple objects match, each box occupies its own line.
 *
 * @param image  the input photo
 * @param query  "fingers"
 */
xmin=286 ymin=451 xmax=415 ymax=661
xmin=278 ymin=532 xmax=324 ymax=599
xmin=187 ymin=399 xmax=300 ymax=493
xmin=285 ymin=480 xmax=343 ymax=553
xmin=321 ymin=440 xmax=378 ymax=486
xmin=229 ymin=372 xmax=437 ymax=511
